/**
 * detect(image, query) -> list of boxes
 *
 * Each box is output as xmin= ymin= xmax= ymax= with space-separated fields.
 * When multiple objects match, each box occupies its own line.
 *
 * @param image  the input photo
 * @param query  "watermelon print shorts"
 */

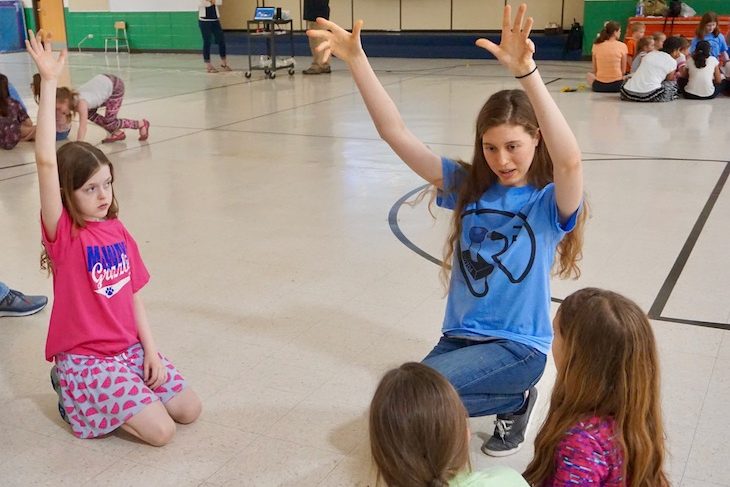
xmin=54 ymin=342 xmax=187 ymax=439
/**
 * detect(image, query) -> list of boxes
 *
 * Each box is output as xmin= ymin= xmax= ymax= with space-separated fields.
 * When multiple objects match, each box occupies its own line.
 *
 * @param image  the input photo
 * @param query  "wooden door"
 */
xmin=36 ymin=0 xmax=67 ymax=43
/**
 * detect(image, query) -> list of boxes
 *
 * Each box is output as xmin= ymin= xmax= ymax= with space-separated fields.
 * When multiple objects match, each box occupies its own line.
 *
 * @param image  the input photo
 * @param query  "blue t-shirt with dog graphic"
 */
xmin=437 ymin=157 xmax=577 ymax=354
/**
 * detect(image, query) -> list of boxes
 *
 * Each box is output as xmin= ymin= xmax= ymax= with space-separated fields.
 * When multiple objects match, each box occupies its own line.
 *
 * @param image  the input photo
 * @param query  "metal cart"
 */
xmin=245 ymin=18 xmax=295 ymax=79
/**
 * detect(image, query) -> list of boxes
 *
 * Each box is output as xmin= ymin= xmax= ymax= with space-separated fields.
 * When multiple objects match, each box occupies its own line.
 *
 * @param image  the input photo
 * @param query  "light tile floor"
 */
xmin=0 ymin=51 xmax=728 ymax=486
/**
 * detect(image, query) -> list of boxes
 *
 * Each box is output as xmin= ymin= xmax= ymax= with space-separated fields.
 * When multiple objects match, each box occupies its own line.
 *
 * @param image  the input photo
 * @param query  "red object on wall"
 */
xmin=627 ymin=15 xmax=730 ymax=38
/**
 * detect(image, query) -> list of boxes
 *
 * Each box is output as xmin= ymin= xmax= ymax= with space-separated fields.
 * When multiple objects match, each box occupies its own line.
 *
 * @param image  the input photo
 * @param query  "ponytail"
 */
xmin=594 ymin=21 xmax=621 ymax=44
xmin=692 ymin=40 xmax=711 ymax=68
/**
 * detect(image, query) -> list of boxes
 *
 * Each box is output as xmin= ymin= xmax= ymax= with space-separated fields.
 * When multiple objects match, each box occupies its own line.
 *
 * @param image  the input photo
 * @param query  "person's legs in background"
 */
xmin=211 ymin=21 xmax=231 ymax=71
xmin=0 ymin=281 xmax=48 ymax=317
xmin=303 ymin=21 xmax=331 ymax=75
xmin=199 ymin=20 xmax=217 ymax=73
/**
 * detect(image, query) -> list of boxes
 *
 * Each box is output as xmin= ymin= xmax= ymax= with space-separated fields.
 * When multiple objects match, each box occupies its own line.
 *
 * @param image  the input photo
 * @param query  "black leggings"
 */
xmin=592 ymin=79 xmax=623 ymax=93
xmin=199 ymin=20 xmax=226 ymax=62
xmin=682 ymin=84 xmax=722 ymax=99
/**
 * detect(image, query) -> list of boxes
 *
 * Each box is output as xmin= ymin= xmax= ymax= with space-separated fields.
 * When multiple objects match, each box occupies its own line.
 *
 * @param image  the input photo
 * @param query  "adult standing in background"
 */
xmin=198 ymin=0 xmax=232 ymax=73
xmin=303 ymin=0 xmax=331 ymax=74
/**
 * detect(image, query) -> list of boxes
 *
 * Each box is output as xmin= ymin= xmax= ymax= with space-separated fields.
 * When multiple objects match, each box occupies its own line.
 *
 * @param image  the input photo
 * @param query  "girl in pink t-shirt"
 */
xmin=523 ymin=288 xmax=669 ymax=486
xmin=27 ymin=33 xmax=201 ymax=446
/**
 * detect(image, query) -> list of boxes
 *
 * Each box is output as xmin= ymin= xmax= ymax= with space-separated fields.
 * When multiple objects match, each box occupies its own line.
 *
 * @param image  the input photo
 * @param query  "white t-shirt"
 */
xmin=623 ymin=51 xmax=677 ymax=93
xmin=77 ymin=75 xmax=114 ymax=109
xmin=685 ymin=56 xmax=719 ymax=97
xmin=199 ymin=0 xmax=221 ymax=20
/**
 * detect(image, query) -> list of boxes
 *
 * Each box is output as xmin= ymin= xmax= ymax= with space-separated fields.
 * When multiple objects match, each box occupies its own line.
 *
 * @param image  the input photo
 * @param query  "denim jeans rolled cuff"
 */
xmin=0 ymin=281 xmax=8 ymax=301
xmin=422 ymin=335 xmax=547 ymax=417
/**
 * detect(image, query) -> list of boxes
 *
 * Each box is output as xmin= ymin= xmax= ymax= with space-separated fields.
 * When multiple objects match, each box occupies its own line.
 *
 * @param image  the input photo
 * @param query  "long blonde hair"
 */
xmin=439 ymin=89 xmax=587 ymax=287
xmin=523 ymin=288 xmax=669 ymax=486
xmin=369 ymin=362 xmax=470 ymax=486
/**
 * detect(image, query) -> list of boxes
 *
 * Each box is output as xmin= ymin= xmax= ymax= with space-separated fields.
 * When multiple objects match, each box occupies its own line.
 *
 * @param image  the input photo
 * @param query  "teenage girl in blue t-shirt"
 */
xmin=308 ymin=3 xmax=586 ymax=456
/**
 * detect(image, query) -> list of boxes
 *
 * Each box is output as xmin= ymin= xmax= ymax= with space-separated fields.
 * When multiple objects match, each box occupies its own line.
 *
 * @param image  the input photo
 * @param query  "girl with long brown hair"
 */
xmin=523 ymin=288 xmax=669 ymax=486
xmin=27 ymin=33 xmax=200 ymax=446
xmin=588 ymin=21 xmax=627 ymax=92
xmin=308 ymin=3 xmax=586 ymax=457
xmin=370 ymin=362 xmax=528 ymax=486
xmin=690 ymin=12 xmax=729 ymax=62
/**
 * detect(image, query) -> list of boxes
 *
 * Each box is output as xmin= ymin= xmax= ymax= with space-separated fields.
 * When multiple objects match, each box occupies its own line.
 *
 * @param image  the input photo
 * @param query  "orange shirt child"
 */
xmin=625 ymin=22 xmax=646 ymax=73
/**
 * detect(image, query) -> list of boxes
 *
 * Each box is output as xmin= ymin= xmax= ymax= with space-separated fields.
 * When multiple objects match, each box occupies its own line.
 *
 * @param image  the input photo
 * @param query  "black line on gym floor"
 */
xmin=389 ymin=158 xmax=730 ymax=329
xmin=649 ymin=161 xmax=730 ymax=326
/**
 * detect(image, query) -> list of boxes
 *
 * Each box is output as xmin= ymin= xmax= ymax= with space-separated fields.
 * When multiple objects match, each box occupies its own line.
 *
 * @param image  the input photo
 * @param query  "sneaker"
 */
xmin=302 ymin=64 xmax=331 ymax=75
xmin=481 ymin=387 xmax=538 ymax=457
xmin=0 ymin=289 xmax=48 ymax=317
xmin=50 ymin=366 xmax=70 ymax=424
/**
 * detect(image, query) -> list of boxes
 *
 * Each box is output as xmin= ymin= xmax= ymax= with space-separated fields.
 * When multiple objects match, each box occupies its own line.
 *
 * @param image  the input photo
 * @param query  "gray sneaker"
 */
xmin=0 ymin=289 xmax=48 ymax=317
xmin=50 ymin=366 xmax=70 ymax=424
xmin=481 ymin=387 xmax=538 ymax=457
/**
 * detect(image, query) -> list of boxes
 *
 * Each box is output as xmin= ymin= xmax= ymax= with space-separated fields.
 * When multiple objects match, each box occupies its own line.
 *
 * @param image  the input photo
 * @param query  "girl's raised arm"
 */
xmin=26 ymin=32 xmax=67 ymax=240
xmin=307 ymin=19 xmax=443 ymax=188
xmin=477 ymin=4 xmax=583 ymax=222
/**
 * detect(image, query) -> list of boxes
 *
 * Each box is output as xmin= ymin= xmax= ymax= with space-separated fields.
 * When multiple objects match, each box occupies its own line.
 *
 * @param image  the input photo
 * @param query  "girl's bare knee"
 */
xmin=167 ymin=390 xmax=202 ymax=424
xmin=147 ymin=418 xmax=176 ymax=447
xmin=175 ymin=399 xmax=202 ymax=424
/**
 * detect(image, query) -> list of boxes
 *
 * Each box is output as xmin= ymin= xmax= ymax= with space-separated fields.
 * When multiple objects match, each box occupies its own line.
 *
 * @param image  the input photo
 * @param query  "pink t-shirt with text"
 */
xmin=42 ymin=208 xmax=150 ymax=361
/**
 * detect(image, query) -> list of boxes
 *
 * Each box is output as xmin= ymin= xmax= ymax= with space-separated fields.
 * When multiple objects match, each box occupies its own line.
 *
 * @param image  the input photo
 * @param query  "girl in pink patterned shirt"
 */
xmin=524 ymin=288 xmax=669 ymax=486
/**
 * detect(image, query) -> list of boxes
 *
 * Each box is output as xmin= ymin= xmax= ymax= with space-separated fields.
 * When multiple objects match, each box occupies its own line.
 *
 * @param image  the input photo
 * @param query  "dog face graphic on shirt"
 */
xmin=457 ymin=209 xmax=536 ymax=297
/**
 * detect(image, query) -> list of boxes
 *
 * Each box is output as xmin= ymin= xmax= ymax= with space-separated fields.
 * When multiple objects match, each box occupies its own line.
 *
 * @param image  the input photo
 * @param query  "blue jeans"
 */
xmin=0 ymin=281 xmax=8 ymax=301
xmin=422 ymin=336 xmax=546 ymax=417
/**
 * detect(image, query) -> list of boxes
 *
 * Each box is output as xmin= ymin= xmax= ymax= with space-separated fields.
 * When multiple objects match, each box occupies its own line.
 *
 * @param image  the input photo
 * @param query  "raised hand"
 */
xmin=25 ymin=30 xmax=67 ymax=82
xmin=306 ymin=18 xmax=365 ymax=64
xmin=475 ymin=3 xmax=536 ymax=77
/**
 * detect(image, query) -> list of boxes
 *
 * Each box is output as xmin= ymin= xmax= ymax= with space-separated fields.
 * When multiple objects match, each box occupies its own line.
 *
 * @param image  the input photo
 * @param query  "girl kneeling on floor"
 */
xmin=27 ymin=33 xmax=200 ymax=446
xmin=308 ymin=3 xmax=587 ymax=457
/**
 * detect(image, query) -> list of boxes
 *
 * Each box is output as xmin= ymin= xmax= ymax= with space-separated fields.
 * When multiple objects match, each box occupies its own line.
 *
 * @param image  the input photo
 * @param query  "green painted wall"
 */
xmin=24 ymin=7 xmax=35 ymax=32
xmin=64 ymin=10 xmax=200 ymax=51
xmin=583 ymin=0 xmax=730 ymax=55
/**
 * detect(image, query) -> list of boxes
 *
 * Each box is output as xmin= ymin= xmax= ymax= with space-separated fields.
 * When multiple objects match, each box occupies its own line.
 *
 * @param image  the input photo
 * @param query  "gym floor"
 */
xmin=0 ymin=51 xmax=728 ymax=486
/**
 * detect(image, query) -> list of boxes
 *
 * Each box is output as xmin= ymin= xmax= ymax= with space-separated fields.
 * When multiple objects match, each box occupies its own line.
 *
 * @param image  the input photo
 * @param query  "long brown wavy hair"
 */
xmin=369 ymin=362 xmax=470 ymax=487
xmin=438 ymin=89 xmax=587 ymax=287
xmin=41 ymin=142 xmax=119 ymax=273
xmin=696 ymin=11 xmax=720 ymax=38
xmin=523 ymin=288 xmax=669 ymax=486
